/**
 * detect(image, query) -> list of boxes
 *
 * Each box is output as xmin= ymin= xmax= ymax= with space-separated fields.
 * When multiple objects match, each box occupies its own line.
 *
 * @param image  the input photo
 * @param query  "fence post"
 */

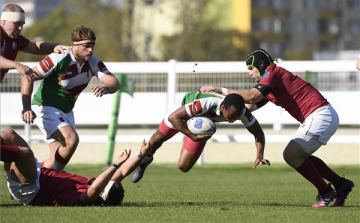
xmin=104 ymin=74 xmax=134 ymax=165
xmin=167 ymin=60 xmax=177 ymax=114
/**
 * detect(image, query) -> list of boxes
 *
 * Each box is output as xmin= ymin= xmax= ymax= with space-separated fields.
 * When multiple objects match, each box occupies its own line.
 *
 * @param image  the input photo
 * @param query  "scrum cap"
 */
xmin=246 ymin=49 xmax=274 ymax=76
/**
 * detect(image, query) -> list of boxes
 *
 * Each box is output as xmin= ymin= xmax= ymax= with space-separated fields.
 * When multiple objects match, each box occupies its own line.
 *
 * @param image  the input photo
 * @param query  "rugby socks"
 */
xmin=308 ymin=155 xmax=342 ymax=187
xmin=295 ymin=158 xmax=329 ymax=194
xmin=0 ymin=145 xmax=20 ymax=162
xmin=54 ymin=148 xmax=69 ymax=170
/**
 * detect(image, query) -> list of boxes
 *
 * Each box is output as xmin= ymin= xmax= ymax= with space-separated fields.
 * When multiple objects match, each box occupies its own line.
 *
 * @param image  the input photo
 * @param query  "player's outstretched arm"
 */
xmin=80 ymin=149 xmax=130 ymax=205
xmin=245 ymin=120 xmax=270 ymax=168
xmin=111 ymin=140 xmax=151 ymax=181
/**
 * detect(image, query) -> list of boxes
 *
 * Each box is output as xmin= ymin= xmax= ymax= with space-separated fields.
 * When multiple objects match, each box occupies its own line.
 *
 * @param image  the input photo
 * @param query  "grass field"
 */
xmin=1 ymin=164 xmax=359 ymax=223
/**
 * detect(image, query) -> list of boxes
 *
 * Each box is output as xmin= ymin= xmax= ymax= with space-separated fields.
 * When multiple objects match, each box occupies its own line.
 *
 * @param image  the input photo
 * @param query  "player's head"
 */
xmin=246 ymin=49 xmax=274 ymax=77
xmin=0 ymin=4 xmax=25 ymax=39
xmin=221 ymin=94 xmax=245 ymax=123
xmin=71 ymin=25 xmax=96 ymax=62
xmin=99 ymin=180 xmax=125 ymax=206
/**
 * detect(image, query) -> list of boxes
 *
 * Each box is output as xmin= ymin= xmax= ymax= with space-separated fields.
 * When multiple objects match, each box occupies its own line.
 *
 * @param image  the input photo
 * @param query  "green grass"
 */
xmin=1 ymin=164 xmax=359 ymax=223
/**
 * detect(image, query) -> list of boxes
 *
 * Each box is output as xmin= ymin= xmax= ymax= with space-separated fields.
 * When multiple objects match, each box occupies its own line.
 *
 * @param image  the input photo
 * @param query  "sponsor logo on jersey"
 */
xmin=262 ymin=71 xmax=270 ymax=78
xmin=40 ymin=56 xmax=54 ymax=73
xmin=12 ymin=41 xmax=17 ymax=50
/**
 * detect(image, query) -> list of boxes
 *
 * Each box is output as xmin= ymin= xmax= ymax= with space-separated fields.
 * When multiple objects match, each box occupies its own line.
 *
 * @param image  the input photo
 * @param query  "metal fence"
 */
xmin=1 ymin=64 xmax=359 ymax=93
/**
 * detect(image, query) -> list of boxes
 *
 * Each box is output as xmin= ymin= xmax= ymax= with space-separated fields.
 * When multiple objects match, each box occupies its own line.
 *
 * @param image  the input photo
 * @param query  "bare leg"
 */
xmin=0 ymin=129 xmax=37 ymax=183
xmin=43 ymin=126 xmax=79 ymax=170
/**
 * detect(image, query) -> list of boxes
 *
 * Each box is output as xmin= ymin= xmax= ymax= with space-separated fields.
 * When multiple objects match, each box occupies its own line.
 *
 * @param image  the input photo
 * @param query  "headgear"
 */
xmin=246 ymin=49 xmax=274 ymax=76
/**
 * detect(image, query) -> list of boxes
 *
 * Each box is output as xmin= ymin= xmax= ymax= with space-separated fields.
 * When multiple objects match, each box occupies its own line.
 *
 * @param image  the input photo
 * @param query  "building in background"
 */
xmin=233 ymin=0 xmax=360 ymax=59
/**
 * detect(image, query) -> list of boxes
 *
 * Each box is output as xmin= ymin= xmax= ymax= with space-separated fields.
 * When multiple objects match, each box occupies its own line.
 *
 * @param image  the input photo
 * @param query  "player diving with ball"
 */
xmin=131 ymin=91 xmax=270 ymax=183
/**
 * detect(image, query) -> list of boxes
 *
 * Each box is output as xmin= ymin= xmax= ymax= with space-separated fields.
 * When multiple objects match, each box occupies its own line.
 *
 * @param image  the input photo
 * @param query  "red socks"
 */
xmin=308 ymin=155 xmax=342 ymax=187
xmin=295 ymin=158 xmax=329 ymax=194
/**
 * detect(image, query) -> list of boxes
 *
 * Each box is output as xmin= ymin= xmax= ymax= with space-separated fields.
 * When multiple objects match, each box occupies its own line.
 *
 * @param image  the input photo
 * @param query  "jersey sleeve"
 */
xmin=184 ymin=98 xmax=215 ymax=117
xmin=36 ymin=53 xmax=62 ymax=78
xmin=239 ymin=107 xmax=256 ymax=127
xmin=258 ymin=69 xmax=281 ymax=93
xmin=17 ymin=35 xmax=30 ymax=50
xmin=90 ymin=56 xmax=111 ymax=79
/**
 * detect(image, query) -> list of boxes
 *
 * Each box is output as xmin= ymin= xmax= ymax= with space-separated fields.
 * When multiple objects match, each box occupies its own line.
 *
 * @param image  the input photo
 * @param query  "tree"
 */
xmin=19 ymin=0 xmax=138 ymax=62
xmin=158 ymin=0 xmax=260 ymax=61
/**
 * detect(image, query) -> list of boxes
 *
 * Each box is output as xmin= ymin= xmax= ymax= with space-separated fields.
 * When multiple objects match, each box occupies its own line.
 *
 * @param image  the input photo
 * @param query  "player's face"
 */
xmin=248 ymin=66 xmax=261 ymax=83
xmin=221 ymin=106 xmax=241 ymax=123
xmin=1 ymin=20 xmax=25 ymax=39
xmin=72 ymin=41 xmax=95 ymax=63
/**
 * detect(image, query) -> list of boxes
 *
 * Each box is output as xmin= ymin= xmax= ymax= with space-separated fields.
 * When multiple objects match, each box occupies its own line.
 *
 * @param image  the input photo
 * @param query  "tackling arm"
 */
xmin=22 ymin=41 xmax=67 ymax=55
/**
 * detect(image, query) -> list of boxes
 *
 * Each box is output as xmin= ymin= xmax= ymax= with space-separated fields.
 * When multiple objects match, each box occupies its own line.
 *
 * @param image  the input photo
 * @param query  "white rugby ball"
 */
xmin=187 ymin=116 xmax=216 ymax=135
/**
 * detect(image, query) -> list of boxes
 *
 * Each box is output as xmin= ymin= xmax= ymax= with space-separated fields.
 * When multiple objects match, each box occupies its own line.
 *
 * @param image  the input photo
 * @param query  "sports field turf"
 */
xmin=1 ymin=164 xmax=359 ymax=223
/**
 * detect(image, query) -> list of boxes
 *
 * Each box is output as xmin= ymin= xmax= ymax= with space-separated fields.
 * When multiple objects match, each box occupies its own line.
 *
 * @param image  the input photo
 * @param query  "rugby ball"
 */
xmin=187 ymin=117 xmax=216 ymax=135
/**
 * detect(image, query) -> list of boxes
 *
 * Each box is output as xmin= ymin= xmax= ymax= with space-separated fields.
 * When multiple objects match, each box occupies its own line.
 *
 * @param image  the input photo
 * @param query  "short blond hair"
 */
xmin=71 ymin=25 xmax=96 ymax=42
xmin=2 ymin=4 xmax=24 ymax=13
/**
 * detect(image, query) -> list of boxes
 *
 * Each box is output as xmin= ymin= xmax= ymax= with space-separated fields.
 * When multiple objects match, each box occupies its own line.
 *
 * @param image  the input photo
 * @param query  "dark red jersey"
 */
xmin=0 ymin=27 xmax=30 ymax=81
xmin=258 ymin=64 xmax=328 ymax=122
xmin=30 ymin=168 xmax=95 ymax=206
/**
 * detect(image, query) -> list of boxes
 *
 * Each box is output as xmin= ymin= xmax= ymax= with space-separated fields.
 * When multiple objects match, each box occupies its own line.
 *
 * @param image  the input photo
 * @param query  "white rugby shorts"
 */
xmin=293 ymin=104 xmax=339 ymax=154
xmin=6 ymin=159 xmax=41 ymax=205
xmin=32 ymin=105 xmax=75 ymax=144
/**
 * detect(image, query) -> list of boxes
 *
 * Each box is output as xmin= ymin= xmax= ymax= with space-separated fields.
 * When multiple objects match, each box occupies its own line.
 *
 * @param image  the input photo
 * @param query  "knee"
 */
xmin=66 ymin=133 xmax=79 ymax=149
xmin=283 ymin=149 xmax=292 ymax=165
xmin=19 ymin=146 xmax=35 ymax=161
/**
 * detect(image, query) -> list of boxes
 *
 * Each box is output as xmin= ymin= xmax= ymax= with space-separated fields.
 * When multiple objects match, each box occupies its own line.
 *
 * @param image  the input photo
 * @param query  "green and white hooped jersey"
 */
xmin=181 ymin=91 xmax=256 ymax=127
xmin=32 ymin=50 xmax=110 ymax=113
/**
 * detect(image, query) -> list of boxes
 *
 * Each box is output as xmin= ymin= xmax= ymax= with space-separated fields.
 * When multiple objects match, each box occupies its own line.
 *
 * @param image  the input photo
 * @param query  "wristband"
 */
xmin=112 ymin=163 xmax=120 ymax=169
xmin=138 ymin=153 xmax=144 ymax=160
xmin=221 ymin=88 xmax=229 ymax=95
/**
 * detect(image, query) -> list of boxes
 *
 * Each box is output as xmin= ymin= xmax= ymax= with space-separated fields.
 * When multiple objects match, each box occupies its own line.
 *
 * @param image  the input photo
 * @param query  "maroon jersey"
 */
xmin=258 ymin=64 xmax=328 ymax=122
xmin=30 ymin=168 xmax=95 ymax=206
xmin=0 ymin=27 xmax=30 ymax=81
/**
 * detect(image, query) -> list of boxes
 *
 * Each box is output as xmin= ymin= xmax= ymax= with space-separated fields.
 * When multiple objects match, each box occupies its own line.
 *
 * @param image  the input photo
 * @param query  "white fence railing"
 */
xmin=1 ymin=60 xmax=359 ymax=131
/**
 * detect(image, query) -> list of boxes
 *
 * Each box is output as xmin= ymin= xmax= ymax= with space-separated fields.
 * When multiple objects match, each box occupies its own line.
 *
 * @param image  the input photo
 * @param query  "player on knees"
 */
xmin=0 ymin=4 xmax=69 ymax=82
xmin=200 ymin=48 xmax=354 ymax=207
xmin=1 ymin=129 xmax=151 ymax=206
xmin=131 ymin=91 xmax=269 ymax=183
xmin=21 ymin=25 xmax=121 ymax=171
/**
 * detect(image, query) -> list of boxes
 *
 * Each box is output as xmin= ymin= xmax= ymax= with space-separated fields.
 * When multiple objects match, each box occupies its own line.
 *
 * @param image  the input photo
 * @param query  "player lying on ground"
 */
xmin=131 ymin=91 xmax=270 ymax=183
xmin=200 ymin=48 xmax=354 ymax=207
xmin=0 ymin=129 xmax=150 ymax=206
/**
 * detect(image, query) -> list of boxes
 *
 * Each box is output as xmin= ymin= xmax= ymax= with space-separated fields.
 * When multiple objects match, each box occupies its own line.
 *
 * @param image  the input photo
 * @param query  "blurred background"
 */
xmin=0 ymin=0 xmax=359 ymax=164
xmin=1 ymin=0 xmax=359 ymax=62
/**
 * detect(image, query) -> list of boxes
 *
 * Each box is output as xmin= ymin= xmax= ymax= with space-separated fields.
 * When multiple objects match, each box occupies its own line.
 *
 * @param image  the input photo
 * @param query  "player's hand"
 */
xmin=91 ymin=85 xmax=109 ymax=97
xmin=139 ymin=139 xmax=151 ymax=157
xmin=200 ymin=85 xmax=221 ymax=93
xmin=15 ymin=63 xmax=31 ymax=76
xmin=253 ymin=158 xmax=270 ymax=169
xmin=54 ymin=45 xmax=71 ymax=53
xmin=189 ymin=134 xmax=212 ymax=142
xmin=114 ymin=149 xmax=131 ymax=166
xmin=21 ymin=109 xmax=37 ymax=124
